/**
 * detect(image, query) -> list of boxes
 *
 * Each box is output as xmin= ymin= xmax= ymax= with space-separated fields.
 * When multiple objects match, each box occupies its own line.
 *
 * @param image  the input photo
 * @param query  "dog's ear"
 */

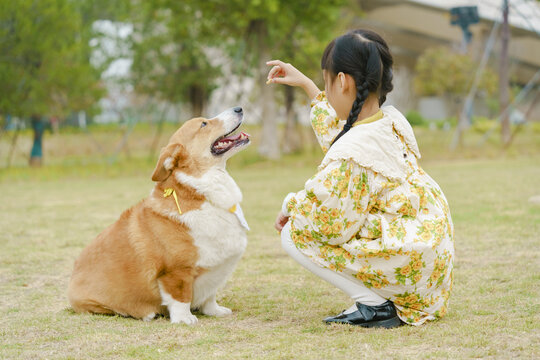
xmin=151 ymin=143 xmax=187 ymax=182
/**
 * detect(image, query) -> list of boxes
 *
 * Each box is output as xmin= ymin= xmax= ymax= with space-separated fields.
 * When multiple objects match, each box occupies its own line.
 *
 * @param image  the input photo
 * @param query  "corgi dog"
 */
xmin=68 ymin=107 xmax=250 ymax=325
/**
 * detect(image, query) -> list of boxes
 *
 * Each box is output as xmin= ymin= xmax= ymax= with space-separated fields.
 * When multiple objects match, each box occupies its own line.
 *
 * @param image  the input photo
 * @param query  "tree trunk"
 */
xmin=499 ymin=0 xmax=511 ymax=146
xmin=450 ymin=96 xmax=465 ymax=150
xmin=190 ymin=85 xmax=206 ymax=117
xmin=282 ymin=86 xmax=302 ymax=154
xmin=148 ymin=105 xmax=170 ymax=161
xmin=29 ymin=115 xmax=45 ymax=167
xmin=506 ymin=91 xmax=540 ymax=148
xmin=253 ymin=20 xmax=279 ymax=159
xmin=6 ymin=123 xmax=20 ymax=168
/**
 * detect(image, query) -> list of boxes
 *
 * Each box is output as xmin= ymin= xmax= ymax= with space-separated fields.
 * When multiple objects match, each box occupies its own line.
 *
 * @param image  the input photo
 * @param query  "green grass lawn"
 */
xmin=1 ymin=128 xmax=539 ymax=359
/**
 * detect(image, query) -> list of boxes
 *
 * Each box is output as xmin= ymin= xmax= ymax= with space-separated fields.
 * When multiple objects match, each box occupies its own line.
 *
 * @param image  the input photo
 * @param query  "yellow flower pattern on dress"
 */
xmin=287 ymin=92 xmax=455 ymax=326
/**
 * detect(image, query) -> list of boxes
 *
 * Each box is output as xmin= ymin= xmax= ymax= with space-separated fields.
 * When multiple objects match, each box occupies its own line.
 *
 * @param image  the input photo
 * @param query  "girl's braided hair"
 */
xmin=321 ymin=29 xmax=394 ymax=146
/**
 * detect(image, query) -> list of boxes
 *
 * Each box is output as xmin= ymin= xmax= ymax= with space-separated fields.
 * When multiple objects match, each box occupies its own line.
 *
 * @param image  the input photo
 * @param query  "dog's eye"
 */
xmin=200 ymin=121 xmax=207 ymax=128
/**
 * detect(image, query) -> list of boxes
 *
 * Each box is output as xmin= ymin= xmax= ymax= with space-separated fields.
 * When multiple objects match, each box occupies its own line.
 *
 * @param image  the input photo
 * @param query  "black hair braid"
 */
xmin=374 ymin=42 xmax=394 ymax=106
xmin=331 ymin=79 xmax=369 ymax=145
xmin=379 ymin=68 xmax=392 ymax=105
xmin=321 ymin=29 xmax=393 ymax=147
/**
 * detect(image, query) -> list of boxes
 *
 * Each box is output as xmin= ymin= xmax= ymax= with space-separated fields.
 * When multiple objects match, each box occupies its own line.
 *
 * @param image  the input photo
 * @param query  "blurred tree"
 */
xmin=414 ymin=47 xmax=498 ymax=146
xmin=0 ymin=0 xmax=103 ymax=166
xmin=276 ymin=1 xmax=353 ymax=154
xmin=197 ymin=0 xmax=347 ymax=158
xmin=129 ymin=1 xmax=221 ymax=118
xmin=79 ymin=0 xmax=132 ymax=24
xmin=78 ymin=0 xmax=132 ymax=73
xmin=414 ymin=47 xmax=498 ymax=99
xmin=79 ymin=0 xmax=348 ymax=159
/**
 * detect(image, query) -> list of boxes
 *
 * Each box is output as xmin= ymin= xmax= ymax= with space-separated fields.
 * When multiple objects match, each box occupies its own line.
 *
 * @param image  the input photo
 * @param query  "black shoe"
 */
xmin=323 ymin=300 xmax=403 ymax=328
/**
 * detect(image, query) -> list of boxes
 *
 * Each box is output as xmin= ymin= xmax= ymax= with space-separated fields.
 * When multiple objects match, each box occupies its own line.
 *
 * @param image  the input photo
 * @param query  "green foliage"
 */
xmin=77 ymin=0 xmax=131 ymax=24
xmin=531 ymin=121 xmax=540 ymax=134
xmin=405 ymin=110 xmax=426 ymax=127
xmin=77 ymin=0 xmax=132 ymax=78
xmin=414 ymin=47 xmax=498 ymax=99
xmin=470 ymin=116 xmax=526 ymax=135
xmin=196 ymin=0 xmax=349 ymax=158
xmin=197 ymin=0 xmax=348 ymax=78
xmin=0 ymin=0 xmax=103 ymax=118
xmin=270 ymin=0 xmax=353 ymax=95
xmin=471 ymin=116 xmax=497 ymax=134
xmin=127 ymin=0 xmax=348 ymax=112
xmin=129 ymin=1 xmax=221 ymax=112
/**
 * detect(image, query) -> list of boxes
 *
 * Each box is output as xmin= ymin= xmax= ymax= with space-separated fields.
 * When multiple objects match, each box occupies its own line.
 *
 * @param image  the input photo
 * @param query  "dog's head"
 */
xmin=151 ymin=107 xmax=250 ymax=182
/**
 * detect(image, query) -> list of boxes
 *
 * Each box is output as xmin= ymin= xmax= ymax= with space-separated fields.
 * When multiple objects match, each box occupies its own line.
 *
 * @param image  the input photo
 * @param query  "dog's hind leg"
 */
xmin=70 ymin=298 xmax=117 ymax=316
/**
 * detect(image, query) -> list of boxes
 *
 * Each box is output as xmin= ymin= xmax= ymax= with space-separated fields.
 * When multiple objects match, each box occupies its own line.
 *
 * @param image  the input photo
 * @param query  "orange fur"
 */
xmin=68 ymin=113 xmax=240 ymax=320
xmin=68 ymin=183 xmax=204 ymax=318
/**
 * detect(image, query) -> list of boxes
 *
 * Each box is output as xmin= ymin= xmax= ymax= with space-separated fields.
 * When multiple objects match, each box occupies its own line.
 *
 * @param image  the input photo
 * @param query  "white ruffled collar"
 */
xmin=319 ymin=106 xmax=420 ymax=183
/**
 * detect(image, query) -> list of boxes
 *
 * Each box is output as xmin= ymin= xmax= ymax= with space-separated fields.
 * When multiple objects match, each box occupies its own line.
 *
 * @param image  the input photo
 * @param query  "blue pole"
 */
xmin=30 ymin=116 xmax=46 ymax=166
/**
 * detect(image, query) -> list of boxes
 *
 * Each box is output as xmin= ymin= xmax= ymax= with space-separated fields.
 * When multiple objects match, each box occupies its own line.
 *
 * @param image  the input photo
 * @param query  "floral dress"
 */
xmin=283 ymin=92 xmax=454 ymax=325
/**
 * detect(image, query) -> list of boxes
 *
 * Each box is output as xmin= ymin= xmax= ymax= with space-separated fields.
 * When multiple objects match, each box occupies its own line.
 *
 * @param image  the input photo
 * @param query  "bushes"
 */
xmin=406 ymin=110 xmax=426 ymax=126
xmin=471 ymin=117 xmax=497 ymax=134
xmin=405 ymin=110 xmax=456 ymax=129
xmin=530 ymin=121 xmax=540 ymax=134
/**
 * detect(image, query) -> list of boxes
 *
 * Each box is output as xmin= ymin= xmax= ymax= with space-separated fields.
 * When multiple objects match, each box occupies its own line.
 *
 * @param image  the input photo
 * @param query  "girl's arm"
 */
xmin=266 ymin=60 xmax=344 ymax=152
xmin=280 ymin=160 xmax=375 ymax=246
xmin=266 ymin=60 xmax=320 ymax=99
xmin=310 ymin=92 xmax=345 ymax=153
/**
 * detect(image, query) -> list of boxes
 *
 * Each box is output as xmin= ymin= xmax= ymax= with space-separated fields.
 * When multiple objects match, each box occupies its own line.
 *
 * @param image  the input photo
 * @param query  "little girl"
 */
xmin=267 ymin=29 xmax=454 ymax=328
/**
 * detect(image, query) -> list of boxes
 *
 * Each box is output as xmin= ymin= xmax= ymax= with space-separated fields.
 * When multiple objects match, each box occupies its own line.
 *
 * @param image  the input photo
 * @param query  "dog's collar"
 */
xmin=163 ymin=188 xmax=249 ymax=230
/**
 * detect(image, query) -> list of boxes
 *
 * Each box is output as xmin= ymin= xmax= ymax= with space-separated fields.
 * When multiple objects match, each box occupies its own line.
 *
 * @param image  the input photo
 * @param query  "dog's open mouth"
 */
xmin=211 ymin=125 xmax=250 ymax=156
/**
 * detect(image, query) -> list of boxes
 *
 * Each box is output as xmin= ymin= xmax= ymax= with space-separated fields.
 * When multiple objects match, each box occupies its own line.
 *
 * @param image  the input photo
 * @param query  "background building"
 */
xmin=356 ymin=0 xmax=540 ymax=121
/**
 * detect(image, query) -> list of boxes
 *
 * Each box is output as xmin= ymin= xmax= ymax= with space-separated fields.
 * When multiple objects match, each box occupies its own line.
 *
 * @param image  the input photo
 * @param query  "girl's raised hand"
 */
xmin=266 ymin=60 xmax=320 ymax=99
xmin=266 ymin=60 xmax=307 ymax=87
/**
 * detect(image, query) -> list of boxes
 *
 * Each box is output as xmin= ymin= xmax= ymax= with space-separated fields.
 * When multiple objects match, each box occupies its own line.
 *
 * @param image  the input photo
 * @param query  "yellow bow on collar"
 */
xmin=163 ymin=188 xmax=182 ymax=215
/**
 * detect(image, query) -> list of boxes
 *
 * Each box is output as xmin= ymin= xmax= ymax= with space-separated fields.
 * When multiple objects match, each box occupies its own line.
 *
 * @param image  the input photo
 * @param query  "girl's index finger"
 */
xmin=266 ymin=64 xmax=284 ymax=84
xmin=267 ymin=66 xmax=281 ymax=78
xmin=266 ymin=59 xmax=286 ymax=67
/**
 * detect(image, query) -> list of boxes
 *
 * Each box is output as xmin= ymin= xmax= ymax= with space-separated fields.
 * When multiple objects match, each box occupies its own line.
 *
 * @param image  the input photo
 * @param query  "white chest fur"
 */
xmin=180 ymin=202 xmax=247 ymax=268
xmin=175 ymin=168 xmax=247 ymax=268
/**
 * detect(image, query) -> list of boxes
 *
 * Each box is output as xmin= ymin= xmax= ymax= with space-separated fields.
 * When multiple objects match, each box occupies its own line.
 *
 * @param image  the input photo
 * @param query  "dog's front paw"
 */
xmin=171 ymin=313 xmax=198 ymax=325
xmin=202 ymin=303 xmax=233 ymax=317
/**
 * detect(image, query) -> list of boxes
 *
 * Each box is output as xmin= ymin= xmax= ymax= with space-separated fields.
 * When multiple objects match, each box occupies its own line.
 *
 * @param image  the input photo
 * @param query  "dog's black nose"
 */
xmin=233 ymin=107 xmax=243 ymax=114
